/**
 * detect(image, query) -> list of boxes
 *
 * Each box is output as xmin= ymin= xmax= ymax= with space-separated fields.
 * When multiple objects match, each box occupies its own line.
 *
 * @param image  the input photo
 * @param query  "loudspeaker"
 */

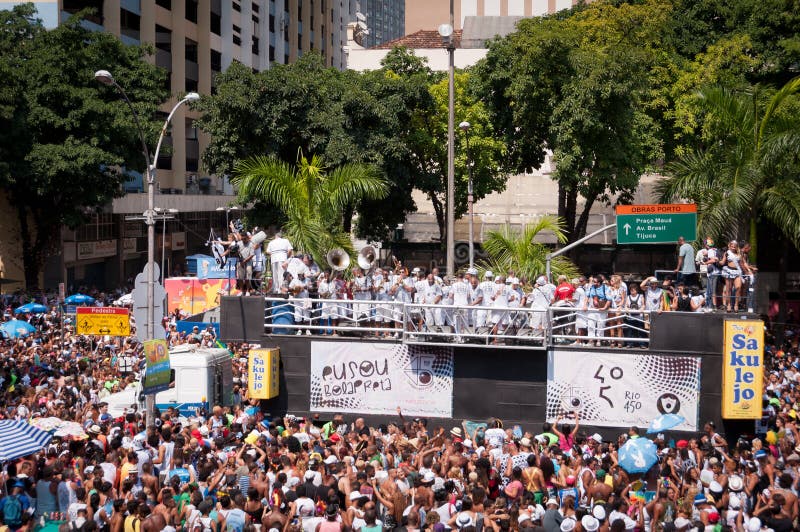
xmin=220 ymin=296 xmax=264 ymax=342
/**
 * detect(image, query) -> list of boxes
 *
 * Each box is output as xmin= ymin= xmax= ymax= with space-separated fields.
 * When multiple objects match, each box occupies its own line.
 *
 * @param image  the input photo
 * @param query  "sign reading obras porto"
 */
xmin=722 ymin=319 xmax=764 ymax=419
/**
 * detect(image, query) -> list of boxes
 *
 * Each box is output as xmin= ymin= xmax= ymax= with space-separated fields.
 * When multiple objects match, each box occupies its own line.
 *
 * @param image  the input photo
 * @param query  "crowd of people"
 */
xmin=0 ymin=296 xmax=794 ymax=532
xmin=0 ymin=285 xmax=794 ymax=532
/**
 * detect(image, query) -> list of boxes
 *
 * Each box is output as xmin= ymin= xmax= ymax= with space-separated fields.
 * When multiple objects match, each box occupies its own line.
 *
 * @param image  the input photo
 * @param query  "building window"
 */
xmin=210 ymin=49 xmax=222 ymax=73
xmin=252 ymin=2 xmax=259 ymax=13
xmin=233 ymin=35 xmax=242 ymax=46
xmin=284 ymin=53 xmax=289 ymax=63
xmin=185 ymin=78 xmax=198 ymax=91
xmin=185 ymin=0 xmax=198 ymax=22
xmin=252 ymin=36 xmax=260 ymax=55
xmin=233 ymin=1 xmax=241 ymax=12
xmin=185 ymin=38 xmax=198 ymax=63
xmin=63 ymin=0 xmax=103 ymax=25
xmin=284 ymin=0 xmax=289 ymax=12
xmin=155 ymin=0 xmax=171 ymax=9
xmin=269 ymin=45 xmax=275 ymax=61
xmin=76 ymin=213 xmax=116 ymax=242
xmin=120 ymin=9 xmax=140 ymax=41
xmin=211 ymin=12 xmax=221 ymax=34
xmin=232 ymin=24 xmax=242 ymax=46
xmin=269 ymin=14 xmax=275 ymax=31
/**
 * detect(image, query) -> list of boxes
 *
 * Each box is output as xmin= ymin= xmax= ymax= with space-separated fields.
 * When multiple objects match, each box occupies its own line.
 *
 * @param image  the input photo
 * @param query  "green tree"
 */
xmin=197 ymin=53 xmax=420 ymax=241
xmin=478 ymin=216 xmax=580 ymax=282
xmin=409 ymin=70 xmax=509 ymax=242
xmin=473 ymin=1 xmax=668 ymax=242
xmin=657 ymin=78 xmax=800 ymax=251
xmin=232 ymin=153 xmax=389 ymax=266
xmin=0 ymin=5 xmax=167 ymax=288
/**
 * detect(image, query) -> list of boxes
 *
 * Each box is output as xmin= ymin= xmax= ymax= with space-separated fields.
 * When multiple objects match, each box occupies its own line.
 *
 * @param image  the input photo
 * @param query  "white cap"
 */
xmin=560 ymin=517 xmax=576 ymax=532
xmin=304 ymin=470 xmax=316 ymax=480
xmin=581 ymin=516 xmax=599 ymax=532
xmin=747 ymin=517 xmax=762 ymax=532
xmin=591 ymin=433 xmax=602 ymax=443
xmin=674 ymin=517 xmax=691 ymax=530
xmin=484 ymin=271 xmax=494 ymax=278
xmin=592 ymin=505 xmax=606 ymax=521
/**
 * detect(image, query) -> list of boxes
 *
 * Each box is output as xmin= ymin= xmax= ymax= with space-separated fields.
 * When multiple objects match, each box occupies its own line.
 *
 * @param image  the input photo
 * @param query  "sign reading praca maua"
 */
xmin=615 ymin=204 xmax=697 ymax=244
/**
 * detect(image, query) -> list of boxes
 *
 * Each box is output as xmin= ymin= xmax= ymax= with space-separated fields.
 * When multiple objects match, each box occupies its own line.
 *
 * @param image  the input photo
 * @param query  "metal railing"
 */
xmin=263 ymin=298 xmax=654 ymax=348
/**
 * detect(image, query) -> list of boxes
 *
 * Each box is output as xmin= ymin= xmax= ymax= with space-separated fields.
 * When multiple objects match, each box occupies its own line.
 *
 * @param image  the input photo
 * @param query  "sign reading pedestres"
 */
xmin=616 ymin=204 xmax=697 ymax=244
xmin=75 ymin=307 xmax=131 ymax=336
xmin=721 ymin=319 xmax=764 ymax=419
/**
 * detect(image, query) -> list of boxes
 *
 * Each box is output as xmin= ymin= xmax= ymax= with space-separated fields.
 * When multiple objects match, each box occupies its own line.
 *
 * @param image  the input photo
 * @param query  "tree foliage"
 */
xmin=233 ymin=153 xmax=388 ymax=267
xmin=478 ymin=216 xmax=580 ymax=282
xmin=473 ymin=1 xmax=668 ymax=243
xmin=0 ymin=4 xmax=167 ymax=287
xmin=657 ymin=78 xmax=800 ymax=252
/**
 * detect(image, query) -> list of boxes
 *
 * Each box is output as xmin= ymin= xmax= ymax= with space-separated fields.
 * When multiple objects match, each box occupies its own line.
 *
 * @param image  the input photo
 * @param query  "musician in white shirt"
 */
xmin=317 ymin=271 xmax=342 ymax=336
xmin=450 ymin=272 xmax=471 ymax=340
xmin=475 ymin=271 xmax=496 ymax=328
xmin=372 ymin=268 xmax=393 ymax=337
xmin=266 ymin=231 xmax=293 ymax=293
xmin=421 ymin=274 xmax=443 ymax=329
xmin=351 ymin=267 xmax=373 ymax=330
xmin=490 ymin=275 xmax=517 ymax=339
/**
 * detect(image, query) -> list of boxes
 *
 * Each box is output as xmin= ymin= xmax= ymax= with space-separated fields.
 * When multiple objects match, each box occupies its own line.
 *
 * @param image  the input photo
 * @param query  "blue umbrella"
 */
xmin=13 ymin=303 xmax=47 ymax=314
xmin=64 ymin=294 xmax=95 ymax=305
xmin=618 ymin=437 xmax=659 ymax=474
xmin=647 ymin=413 xmax=686 ymax=434
xmin=0 ymin=420 xmax=53 ymax=461
xmin=0 ymin=320 xmax=36 ymax=339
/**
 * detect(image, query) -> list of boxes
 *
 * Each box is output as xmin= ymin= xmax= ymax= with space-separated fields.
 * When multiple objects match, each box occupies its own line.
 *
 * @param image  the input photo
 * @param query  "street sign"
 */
xmin=75 ymin=307 xmax=131 ymax=336
xmin=616 ymin=204 xmax=697 ymax=244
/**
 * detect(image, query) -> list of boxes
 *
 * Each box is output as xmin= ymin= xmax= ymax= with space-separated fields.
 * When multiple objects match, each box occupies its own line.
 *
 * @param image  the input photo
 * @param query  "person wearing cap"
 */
xmin=449 ymin=272 xmax=471 ymax=341
xmin=542 ymin=498 xmax=562 ymax=532
xmin=524 ymin=275 xmax=553 ymax=335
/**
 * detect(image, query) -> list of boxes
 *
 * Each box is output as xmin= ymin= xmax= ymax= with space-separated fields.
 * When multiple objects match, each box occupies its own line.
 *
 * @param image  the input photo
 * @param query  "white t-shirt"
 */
xmin=267 ymin=237 xmax=293 ymax=263
xmin=451 ymin=281 xmax=471 ymax=306
xmin=423 ymin=282 xmax=443 ymax=304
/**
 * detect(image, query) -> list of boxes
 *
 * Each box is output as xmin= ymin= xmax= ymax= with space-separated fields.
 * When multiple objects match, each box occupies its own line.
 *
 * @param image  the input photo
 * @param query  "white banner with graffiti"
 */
xmin=547 ymin=350 xmax=701 ymax=430
xmin=310 ymin=342 xmax=453 ymax=417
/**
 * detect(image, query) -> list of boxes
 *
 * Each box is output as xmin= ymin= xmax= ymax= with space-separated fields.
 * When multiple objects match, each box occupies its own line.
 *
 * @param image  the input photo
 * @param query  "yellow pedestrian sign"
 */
xmin=75 ymin=307 xmax=131 ymax=336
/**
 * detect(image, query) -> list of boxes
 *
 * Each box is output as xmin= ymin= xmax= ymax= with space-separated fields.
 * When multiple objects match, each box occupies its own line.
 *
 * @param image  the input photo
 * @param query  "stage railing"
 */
xmin=263 ymin=297 xmax=652 ymax=347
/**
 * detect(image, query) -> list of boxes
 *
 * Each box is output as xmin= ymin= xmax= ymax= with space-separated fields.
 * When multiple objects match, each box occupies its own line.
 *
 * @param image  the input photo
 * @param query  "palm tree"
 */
xmin=657 ymin=77 xmax=800 ymax=251
xmin=232 ymin=152 xmax=388 ymax=266
xmin=478 ymin=216 xmax=580 ymax=283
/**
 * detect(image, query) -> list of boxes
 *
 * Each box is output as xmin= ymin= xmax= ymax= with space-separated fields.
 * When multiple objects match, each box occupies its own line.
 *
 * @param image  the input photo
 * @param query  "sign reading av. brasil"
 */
xmin=75 ymin=307 xmax=131 ymax=336
xmin=616 ymin=204 xmax=697 ymax=244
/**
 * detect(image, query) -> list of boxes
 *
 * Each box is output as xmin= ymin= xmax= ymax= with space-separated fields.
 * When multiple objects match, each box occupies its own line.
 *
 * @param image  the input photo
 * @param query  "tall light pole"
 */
xmin=439 ymin=0 xmax=456 ymax=276
xmin=155 ymin=208 xmax=179 ymax=283
xmin=95 ymin=70 xmax=198 ymax=423
xmin=459 ymin=121 xmax=475 ymax=270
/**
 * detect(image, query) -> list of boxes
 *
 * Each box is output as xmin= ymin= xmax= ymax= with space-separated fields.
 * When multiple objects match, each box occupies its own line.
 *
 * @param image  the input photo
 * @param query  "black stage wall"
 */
xmin=220 ymin=297 xmax=760 ymax=439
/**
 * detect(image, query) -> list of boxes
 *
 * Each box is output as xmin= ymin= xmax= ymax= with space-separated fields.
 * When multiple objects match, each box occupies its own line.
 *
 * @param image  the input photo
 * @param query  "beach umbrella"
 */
xmin=618 ymin=437 xmax=659 ymax=474
xmin=13 ymin=303 xmax=47 ymax=314
xmin=0 ymin=420 xmax=53 ymax=461
xmin=647 ymin=413 xmax=686 ymax=434
xmin=65 ymin=294 xmax=95 ymax=305
xmin=0 ymin=320 xmax=36 ymax=339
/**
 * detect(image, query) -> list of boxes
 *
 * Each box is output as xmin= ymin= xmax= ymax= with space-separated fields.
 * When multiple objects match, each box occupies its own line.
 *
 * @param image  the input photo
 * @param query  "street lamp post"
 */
xmin=155 ymin=208 xmax=179 ymax=283
xmin=439 ymin=0 xmax=456 ymax=276
xmin=459 ymin=121 xmax=475 ymax=270
xmin=95 ymin=69 xmax=198 ymax=423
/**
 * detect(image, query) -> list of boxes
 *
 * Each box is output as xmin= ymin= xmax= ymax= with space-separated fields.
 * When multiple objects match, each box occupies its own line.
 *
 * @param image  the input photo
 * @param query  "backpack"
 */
xmin=3 ymin=494 xmax=23 ymax=527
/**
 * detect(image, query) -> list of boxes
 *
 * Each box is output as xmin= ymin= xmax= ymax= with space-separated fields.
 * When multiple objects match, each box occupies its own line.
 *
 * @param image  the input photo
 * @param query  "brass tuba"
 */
xmin=326 ymin=248 xmax=351 ymax=271
xmin=357 ymin=245 xmax=377 ymax=271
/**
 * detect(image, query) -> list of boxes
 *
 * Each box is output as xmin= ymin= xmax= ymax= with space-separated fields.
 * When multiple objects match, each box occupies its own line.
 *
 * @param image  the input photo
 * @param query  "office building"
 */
xmin=355 ymin=0 xmax=403 ymax=48
xmin=406 ymin=0 xmax=576 ymax=33
xmin=0 ymin=0 xmax=356 ymax=289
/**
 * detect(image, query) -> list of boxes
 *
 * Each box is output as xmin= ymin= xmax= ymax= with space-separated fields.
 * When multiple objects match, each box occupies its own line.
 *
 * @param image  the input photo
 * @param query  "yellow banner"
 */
xmin=722 ymin=319 xmax=764 ymax=419
xmin=249 ymin=348 xmax=280 ymax=400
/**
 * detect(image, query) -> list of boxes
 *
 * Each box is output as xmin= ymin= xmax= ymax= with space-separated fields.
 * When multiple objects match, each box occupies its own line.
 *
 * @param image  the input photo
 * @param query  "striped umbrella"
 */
xmin=0 ymin=420 xmax=53 ymax=462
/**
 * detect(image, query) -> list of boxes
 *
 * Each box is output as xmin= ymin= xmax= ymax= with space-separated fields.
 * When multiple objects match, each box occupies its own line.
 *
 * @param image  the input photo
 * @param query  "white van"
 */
xmin=104 ymin=344 xmax=234 ymax=418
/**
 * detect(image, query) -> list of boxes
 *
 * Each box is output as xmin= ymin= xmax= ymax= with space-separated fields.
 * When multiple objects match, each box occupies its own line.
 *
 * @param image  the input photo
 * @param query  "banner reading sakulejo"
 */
xmin=310 ymin=342 xmax=453 ymax=417
xmin=547 ymin=350 xmax=701 ymax=430
xmin=721 ymin=319 xmax=764 ymax=419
